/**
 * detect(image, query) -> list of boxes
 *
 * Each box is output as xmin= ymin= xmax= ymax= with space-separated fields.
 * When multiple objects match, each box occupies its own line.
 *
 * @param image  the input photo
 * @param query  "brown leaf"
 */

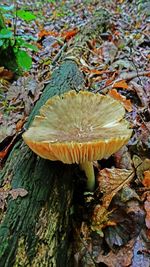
xmin=114 ymin=146 xmax=133 ymax=170
xmin=144 ymin=193 xmax=150 ymax=229
xmin=38 ymin=29 xmax=59 ymax=39
xmin=139 ymin=122 xmax=150 ymax=147
xmin=98 ymin=168 xmax=134 ymax=195
xmin=108 ymin=89 xmax=133 ymax=112
xmin=131 ymin=232 xmax=150 ymax=267
xmin=61 ymin=29 xmax=78 ymax=41
xmin=102 ymin=41 xmax=118 ymax=63
xmin=133 ymin=155 xmax=150 ymax=182
xmin=9 ymin=188 xmax=28 ymax=200
xmin=0 ymin=134 xmax=16 ymax=160
xmin=92 ymin=168 xmax=134 ymax=233
xmin=129 ymin=79 xmax=150 ymax=107
xmin=113 ymin=79 xmax=128 ymax=89
xmin=96 ymin=239 xmax=134 ymax=267
xmin=16 ymin=117 xmax=26 ymax=132
xmin=142 ymin=171 xmax=150 ymax=187
xmin=0 ymin=67 xmax=13 ymax=81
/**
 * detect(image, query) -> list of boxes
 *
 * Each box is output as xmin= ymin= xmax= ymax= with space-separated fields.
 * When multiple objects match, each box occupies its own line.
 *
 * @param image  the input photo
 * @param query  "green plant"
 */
xmin=0 ymin=4 xmax=38 ymax=72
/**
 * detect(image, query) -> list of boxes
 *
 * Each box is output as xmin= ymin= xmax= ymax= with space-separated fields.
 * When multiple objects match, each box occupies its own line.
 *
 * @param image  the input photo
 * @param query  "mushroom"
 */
xmin=22 ymin=90 xmax=132 ymax=191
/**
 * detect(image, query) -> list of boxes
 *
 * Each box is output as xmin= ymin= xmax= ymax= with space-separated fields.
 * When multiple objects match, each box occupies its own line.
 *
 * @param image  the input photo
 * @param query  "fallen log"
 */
xmin=0 ymin=9 xmax=110 ymax=267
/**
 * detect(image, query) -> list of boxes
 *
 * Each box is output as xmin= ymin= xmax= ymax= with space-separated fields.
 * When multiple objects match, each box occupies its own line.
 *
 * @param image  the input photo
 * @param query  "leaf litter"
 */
xmin=0 ymin=0 xmax=150 ymax=266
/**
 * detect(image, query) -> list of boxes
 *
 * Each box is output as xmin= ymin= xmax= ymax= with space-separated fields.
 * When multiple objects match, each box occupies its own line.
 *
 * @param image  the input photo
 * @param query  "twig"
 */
xmin=52 ymin=43 xmax=68 ymax=65
xmin=93 ymin=70 xmax=150 ymax=93
xmin=13 ymin=0 xmax=18 ymax=37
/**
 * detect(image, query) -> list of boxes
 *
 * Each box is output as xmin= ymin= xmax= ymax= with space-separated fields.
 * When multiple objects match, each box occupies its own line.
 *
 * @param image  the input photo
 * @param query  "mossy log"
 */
xmin=0 ymin=9 xmax=110 ymax=267
xmin=0 ymin=60 xmax=84 ymax=267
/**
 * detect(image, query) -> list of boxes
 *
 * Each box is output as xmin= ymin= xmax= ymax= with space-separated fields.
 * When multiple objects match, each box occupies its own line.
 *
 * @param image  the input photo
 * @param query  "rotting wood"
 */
xmin=0 ymin=9 xmax=110 ymax=267
xmin=0 ymin=61 xmax=84 ymax=267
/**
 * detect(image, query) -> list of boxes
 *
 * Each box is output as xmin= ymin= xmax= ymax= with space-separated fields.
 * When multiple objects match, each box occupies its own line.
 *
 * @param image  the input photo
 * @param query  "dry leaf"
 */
xmin=112 ymin=59 xmax=135 ymax=70
xmin=144 ymin=193 xmax=150 ymax=229
xmin=16 ymin=117 xmax=26 ymax=132
xmin=98 ymin=168 xmax=134 ymax=195
xmin=105 ymin=71 xmax=118 ymax=86
xmin=96 ymin=239 xmax=134 ymax=267
xmin=113 ymin=79 xmax=128 ymax=89
xmin=142 ymin=171 xmax=150 ymax=187
xmin=0 ymin=67 xmax=13 ymax=81
xmin=9 ymin=188 xmax=28 ymax=200
xmin=38 ymin=29 xmax=58 ymax=39
xmin=133 ymin=155 xmax=150 ymax=182
xmin=92 ymin=168 xmax=134 ymax=233
xmin=61 ymin=29 xmax=78 ymax=41
xmin=131 ymin=232 xmax=150 ymax=267
xmin=0 ymin=135 xmax=16 ymax=160
xmin=108 ymin=89 xmax=133 ymax=112
xmin=102 ymin=41 xmax=118 ymax=63
xmin=114 ymin=146 xmax=133 ymax=170
xmin=129 ymin=79 xmax=150 ymax=107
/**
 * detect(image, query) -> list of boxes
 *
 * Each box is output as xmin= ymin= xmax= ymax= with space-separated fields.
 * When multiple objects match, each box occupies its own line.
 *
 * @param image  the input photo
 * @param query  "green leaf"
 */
xmin=15 ymin=38 xmax=38 ymax=51
xmin=0 ymin=40 xmax=4 ymax=46
xmin=17 ymin=10 xmax=36 ymax=21
xmin=21 ymin=42 xmax=38 ymax=51
xmin=15 ymin=50 xmax=32 ymax=71
xmin=0 ymin=29 xmax=13 ymax=38
xmin=20 ymin=34 xmax=38 ymax=41
xmin=47 ymin=0 xmax=56 ymax=2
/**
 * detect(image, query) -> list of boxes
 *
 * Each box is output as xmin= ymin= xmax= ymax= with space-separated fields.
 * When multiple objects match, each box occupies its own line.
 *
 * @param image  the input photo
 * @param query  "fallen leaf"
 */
xmin=113 ymin=79 xmax=128 ymax=89
xmin=0 ymin=67 xmax=13 ymax=82
xmin=133 ymin=155 xmax=150 ymax=182
xmin=142 ymin=171 xmax=150 ymax=187
xmin=105 ymin=71 xmax=118 ymax=86
xmin=129 ymin=80 xmax=150 ymax=107
xmin=98 ymin=168 xmax=134 ymax=195
xmin=81 ymin=67 xmax=111 ymax=75
xmin=144 ymin=193 xmax=150 ymax=229
xmin=104 ymin=200 xmax=145 ymax=249
xmin=38 ymin=29 xmax=58 ymax=39
xmin=61 ymin=29 xmax=78 ymax=41
xmin=102 ymin=41 xmax=118 ymax=63
xmin=132 ymin=232 xmax=150 ymax=267
xmin=112 ymin=59 xmax=135 ymax=70
xmin=9 ymin=188 xmax=28 ymax=200
xmin=92 ymin=168 xmax=134 ymax=233
xmin=108 ymin=88 xmax=133 ymax=112
xmin=0 ymin=134 xmax=16 ymax=160
xmin=96 ymin=239 xmax=134 ymax=266
xmin=16 ymin=117 xmax=26 ymax=132
xmin=114 ymin=146 xmax=133 ymax=170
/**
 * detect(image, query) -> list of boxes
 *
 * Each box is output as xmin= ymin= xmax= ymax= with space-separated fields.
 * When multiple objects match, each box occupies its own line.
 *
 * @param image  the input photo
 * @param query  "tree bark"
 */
xmin=0 ymin=61 xmax=84 ymax=267
xmin=0 ymin=9 xmax=110 ymax=267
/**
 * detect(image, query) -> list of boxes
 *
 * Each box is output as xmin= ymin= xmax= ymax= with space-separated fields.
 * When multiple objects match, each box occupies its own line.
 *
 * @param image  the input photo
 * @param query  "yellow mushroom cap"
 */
xmin=22 ymin=90 xmax=132 ymax=164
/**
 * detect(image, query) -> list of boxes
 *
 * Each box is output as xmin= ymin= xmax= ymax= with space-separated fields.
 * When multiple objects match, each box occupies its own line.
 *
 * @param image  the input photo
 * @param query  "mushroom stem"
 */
xmin=80 ymin=161 xmax=95 ymax=191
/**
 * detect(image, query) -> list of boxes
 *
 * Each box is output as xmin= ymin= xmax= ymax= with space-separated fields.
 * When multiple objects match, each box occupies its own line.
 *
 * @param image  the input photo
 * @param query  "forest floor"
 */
xmin=0 ymin=0 xmax=150 ymax=266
